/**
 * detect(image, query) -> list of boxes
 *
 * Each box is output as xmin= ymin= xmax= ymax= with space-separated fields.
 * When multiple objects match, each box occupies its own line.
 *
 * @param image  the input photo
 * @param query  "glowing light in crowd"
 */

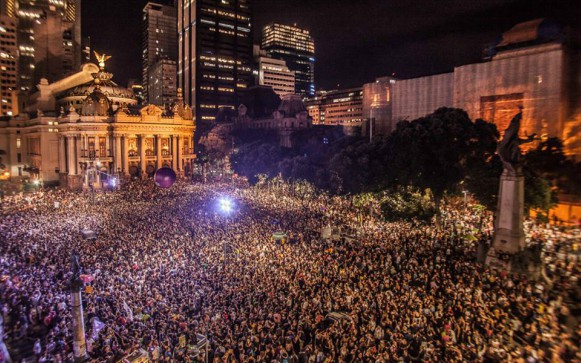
xmin=219 ymin=197 xmax=234 ymax=214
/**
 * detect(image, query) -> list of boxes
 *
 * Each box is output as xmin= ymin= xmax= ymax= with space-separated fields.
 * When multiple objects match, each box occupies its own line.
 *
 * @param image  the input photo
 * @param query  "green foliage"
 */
xmin=231 ymin=142 xmax=286 ymax=183
xmin=387 ymin=108 xmax=500 ymax=212
xmin=379 ymin=187 xmax=436 ymax=222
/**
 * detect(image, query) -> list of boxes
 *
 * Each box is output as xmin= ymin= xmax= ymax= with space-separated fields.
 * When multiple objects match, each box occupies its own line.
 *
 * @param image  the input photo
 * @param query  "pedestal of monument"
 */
xmin=486 ymin=169 xmax=526 ymax=270
xmin=493 ymin=169 xmax=526 ymax=253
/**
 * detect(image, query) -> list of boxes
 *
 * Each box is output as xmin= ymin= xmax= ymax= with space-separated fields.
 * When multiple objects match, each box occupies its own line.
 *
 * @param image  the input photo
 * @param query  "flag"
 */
xmin=91 ymin=318 xmax=106 ymax=340
xmin=123 ymin=300 xmax=133 ymax=322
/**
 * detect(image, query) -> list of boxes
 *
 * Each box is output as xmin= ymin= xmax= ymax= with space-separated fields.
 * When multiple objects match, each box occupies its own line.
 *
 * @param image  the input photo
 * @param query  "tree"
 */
xmin=387 ymin=108 xmax=500 ymax=216
xmin=231 ymin=142 xmax=285 ymax=183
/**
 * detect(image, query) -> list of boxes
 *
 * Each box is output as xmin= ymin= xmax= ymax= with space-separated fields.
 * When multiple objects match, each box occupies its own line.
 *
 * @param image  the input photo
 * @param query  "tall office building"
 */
xmin=16 ymin=0 xmax=81 ymax=91
xmin=306 ymin=88 xmax=363 ymax=125
xmin=254 ymin=45 xmax=294 ymax=96
xmin=262 ymin=23 xmax=315 ymax=97
xmin=0 ymin=15 xmax=18 ymax=116
xmin=150 ymin=59 xmax=177 ymax=106
xmin=177 ymin=0 xmax=254 ymax=124
xmin=143 ymin=2 xmax=177 ymax=104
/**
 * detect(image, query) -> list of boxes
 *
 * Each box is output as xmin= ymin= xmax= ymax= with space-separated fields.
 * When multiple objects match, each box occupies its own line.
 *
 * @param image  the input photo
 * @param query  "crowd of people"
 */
xmin=0 ymin=180 xmax=579 ymax=362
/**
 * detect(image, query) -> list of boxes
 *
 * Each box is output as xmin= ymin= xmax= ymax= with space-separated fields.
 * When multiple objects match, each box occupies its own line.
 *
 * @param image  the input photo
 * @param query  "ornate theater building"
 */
xmin=0 ymin=53 xmax=195 ymax=190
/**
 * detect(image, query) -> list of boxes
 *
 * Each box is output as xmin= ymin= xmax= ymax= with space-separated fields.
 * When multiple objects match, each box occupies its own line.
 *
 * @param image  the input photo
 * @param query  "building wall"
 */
xmin=362 ymin=76 xmax=396 ymax=137
xmin=33 ymin=11 xmax=78 ymax=84
xmin=149 ymin=59 xmax=177 ymax=107
xmin=306 ymin=88 xmax=363 ymax=126
xmin=143 ymin=2 xmax=177 ymax=104
xmin=0 ymin=15 xmax=18 ymax=116
xmin=454 ymin=44 xmax=565 ymax=139
xmin=258 ymin=56 xmax=295 ymax=96
xmin=16 ymin=0 xmax=81 ymax=90
xmin=178 ymin=0 xmax=254 ymax=124
xmin=262 ymin=23 xmax=315 ymax=97
xmin=392 ymin=72 xmax=454 ymax=124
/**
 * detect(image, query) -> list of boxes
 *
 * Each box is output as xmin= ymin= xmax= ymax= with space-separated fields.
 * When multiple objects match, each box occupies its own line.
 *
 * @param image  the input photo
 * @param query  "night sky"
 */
xmin=82 ymin=0 xmax=580 ymax=90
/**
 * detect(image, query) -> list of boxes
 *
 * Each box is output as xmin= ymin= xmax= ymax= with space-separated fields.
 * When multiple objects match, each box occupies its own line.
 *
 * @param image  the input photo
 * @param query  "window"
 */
xmin=16 ymin=138 xmax=20 ymax=148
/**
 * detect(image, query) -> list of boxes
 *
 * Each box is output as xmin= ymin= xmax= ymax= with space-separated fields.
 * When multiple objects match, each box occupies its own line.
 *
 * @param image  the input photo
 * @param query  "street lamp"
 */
xmin=462 ymin=190 xmax=468 ymax=210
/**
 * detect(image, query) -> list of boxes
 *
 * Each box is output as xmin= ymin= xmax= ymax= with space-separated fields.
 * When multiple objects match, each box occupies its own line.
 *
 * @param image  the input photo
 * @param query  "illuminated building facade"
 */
xmin=390 ymin=19 xmax=581 ymax=156
xmin=362 ymin=76 xmax=397 ymax=138
xmin=143 ymin=2 xmax=177 ymax=104
xmin=0 ymin=15 xmax=18 ymax=116
xmin=149 ymin=59 xmax=177 ymax=107
xmin=255 ymin=49 xmax=295 ymax=96
xmin=177 ymin=0 xmax=254 ymax=124
xmin=306 ymin=88 xmax=363 ymax=126
xmin=262 ymin=23 xmax=315 ymax=97
xmin=0 ymin=54 xmax=195 ymax=189
xmin=14 ymin=0 xmax=81 ymax=91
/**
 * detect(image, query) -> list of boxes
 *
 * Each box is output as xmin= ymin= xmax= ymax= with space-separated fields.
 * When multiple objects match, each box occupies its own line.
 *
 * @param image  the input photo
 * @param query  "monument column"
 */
xmin=70 ymin=253 xmax=87 ymax=362
xmin=155 ymin=135 xmax=162 ymax=169
xmin=492 ymin=169 xmax=526 ymax=253
xmin=486 ymin=110 xmax=537 ymax=273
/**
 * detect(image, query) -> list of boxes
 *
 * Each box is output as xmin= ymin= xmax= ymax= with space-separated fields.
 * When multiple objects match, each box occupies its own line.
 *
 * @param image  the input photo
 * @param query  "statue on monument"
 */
xmin=70 ymin=251 xmax=83 ymax=290
xmin=497 ymin=108 xmax=538 ymax=174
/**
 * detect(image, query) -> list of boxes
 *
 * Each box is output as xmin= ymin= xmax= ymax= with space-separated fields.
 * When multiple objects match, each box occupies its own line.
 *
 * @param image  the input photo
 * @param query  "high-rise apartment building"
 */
xmin=177 ymin=0 xmax=254 ymax=124
xmin=143 ymin=2 xmax=177 ymax=104
xmin=0 ymin=15 xmax=18 ymax=116
xmin=262 ymin=23 xmax=315 ymax=97
xmin=306 ymin=88 xmax=363 ymax=126
xmin=15 ymin=0 xmax=81 ymax=91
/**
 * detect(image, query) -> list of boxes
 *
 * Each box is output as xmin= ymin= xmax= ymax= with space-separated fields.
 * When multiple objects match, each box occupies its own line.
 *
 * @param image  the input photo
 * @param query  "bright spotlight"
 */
xmin=110 ymin=178 xmax=117 ymax=187
xmin=33 ymin=180 xmax=40 ymax=186
xmin=219 ymin=197 xmax=234 ymax=214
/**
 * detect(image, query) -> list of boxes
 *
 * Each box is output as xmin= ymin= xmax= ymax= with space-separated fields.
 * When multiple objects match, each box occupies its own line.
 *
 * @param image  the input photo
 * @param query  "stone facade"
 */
xmin=0 ymin=58 xmax=195 ymax=189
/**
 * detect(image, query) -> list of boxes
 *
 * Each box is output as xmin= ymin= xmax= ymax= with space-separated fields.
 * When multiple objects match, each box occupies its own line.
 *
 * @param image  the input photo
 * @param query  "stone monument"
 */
xmin=486 ymin=109 xmax=537 ymax=270
xmin=70 ymin=252 xmax=87 ymax=362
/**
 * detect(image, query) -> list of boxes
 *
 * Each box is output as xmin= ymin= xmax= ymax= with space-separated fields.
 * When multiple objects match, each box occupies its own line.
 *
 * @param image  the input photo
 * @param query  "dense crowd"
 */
xmin=0 ymin=180 xmax=579 ymax=362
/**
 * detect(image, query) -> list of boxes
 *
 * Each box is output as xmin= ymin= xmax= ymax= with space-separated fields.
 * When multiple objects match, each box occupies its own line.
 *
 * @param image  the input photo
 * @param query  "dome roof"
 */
xmin=61 ymin=78 xmax=135 ymax=101
xmin=55 ymin=54 xmax=137 ymax=111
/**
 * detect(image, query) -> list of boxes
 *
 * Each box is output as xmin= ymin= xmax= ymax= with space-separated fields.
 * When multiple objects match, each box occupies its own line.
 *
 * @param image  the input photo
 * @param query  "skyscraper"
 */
xmin=142 ymin=2 xmax=177 ymax=104
xmin=177 ymin=0 xmax=253 ymax=124
xmin=0 ymin=15 xmax=18 ymax=116
xmin=262 ymin=23 xmax=315 ymax=97
xmin=16 ymin=0 xmax=81 ymax=91
xmin=254 ymin=45 xmax=295 ymax=97
xmin=150 ymin=59 xmax=177 ymax=106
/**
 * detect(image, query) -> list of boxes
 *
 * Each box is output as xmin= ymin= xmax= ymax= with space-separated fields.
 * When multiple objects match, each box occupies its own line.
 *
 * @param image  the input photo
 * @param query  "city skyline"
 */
xmin=82 ymin=0 xmax=580 ymax=90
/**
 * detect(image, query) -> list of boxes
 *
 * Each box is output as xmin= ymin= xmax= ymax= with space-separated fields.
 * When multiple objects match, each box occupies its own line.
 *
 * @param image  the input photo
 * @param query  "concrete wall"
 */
xmin=392 ymin=72 xmax=454 ymax=124
xmin=454 ymin=44 xmax=565 ymax=138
